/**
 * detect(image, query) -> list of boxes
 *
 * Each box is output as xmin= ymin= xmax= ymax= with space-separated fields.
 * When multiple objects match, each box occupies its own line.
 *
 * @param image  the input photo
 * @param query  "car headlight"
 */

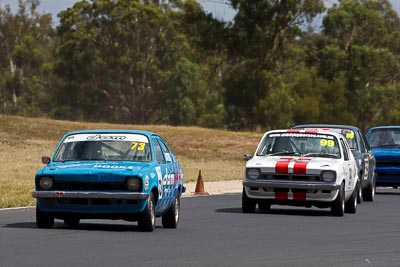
xmin=321 ymin=171 xmax=336 ymax=182
xmin=39 ymin=176 xmax=53 ymax=190
xmin=126 ymin=177 xmax=141 ymax=191
xmin=247 ymin=168 xmax=260 ymax=179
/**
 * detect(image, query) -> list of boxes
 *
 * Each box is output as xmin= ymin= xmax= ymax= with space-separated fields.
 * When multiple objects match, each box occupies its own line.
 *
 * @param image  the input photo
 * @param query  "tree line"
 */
xmin=0 ymin=0 xmax=399 ymax=132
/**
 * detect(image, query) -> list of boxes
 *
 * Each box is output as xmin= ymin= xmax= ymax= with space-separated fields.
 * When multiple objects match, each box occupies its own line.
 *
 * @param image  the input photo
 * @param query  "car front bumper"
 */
xmin=32 ymin=190 xmax=149 ymax=200
xmin=243 ymin=180 xmax=340 ymax=202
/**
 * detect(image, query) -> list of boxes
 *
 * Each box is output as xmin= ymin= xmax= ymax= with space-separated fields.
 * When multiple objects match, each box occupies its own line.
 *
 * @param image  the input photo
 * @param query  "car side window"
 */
xmin=357 ymin=132 xmax=367 ymax=153
xmin=158 ymin=139 xmax=173 ymax=163
xmin=152 ymin=137 xmax=165 ymax=164
xmin=341 ymin=139 xmax=350 ymax=161
xmin=361 ymin=133 xmax=371 ymax=151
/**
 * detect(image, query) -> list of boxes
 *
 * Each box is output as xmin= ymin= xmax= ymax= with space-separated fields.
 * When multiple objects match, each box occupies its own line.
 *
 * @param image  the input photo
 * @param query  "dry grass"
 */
xmin=0 ymin=115 xmax=262 ymax=208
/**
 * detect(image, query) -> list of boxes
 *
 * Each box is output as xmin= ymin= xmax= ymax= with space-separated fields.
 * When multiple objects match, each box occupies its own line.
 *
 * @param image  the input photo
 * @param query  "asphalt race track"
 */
xmin=1 ymin=189 xmax=400 ymax=267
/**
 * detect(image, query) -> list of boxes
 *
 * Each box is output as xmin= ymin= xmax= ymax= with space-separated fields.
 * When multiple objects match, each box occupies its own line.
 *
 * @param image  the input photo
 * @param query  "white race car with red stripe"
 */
xmin=242 ymin=129 xmax=359 ymax=216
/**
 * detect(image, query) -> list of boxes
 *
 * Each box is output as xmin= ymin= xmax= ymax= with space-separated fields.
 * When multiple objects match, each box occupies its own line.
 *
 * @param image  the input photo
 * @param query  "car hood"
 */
xmin=37 ymin=161 xmax=149 ymax=181
xmin=371 ymin=147 xmax=400 ymax=161
xmin=246 ymin=156 xmax=340 ymax=175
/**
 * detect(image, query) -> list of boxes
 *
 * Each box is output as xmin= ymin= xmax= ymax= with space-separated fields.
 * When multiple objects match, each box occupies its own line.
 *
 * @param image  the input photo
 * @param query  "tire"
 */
xmin=36 ymin=206 xmax=54 ymax=229
xmin=258 ymin=201 xmax=271 ymax=212
xmin=242 ymin=187 xmax=256 ymax=213
xmin=138 ymin=192 xmax=156 ymax=232
xmin=357 ymin=178 xmax=362 ymax=204
xmin=363 ymin=172 xmax=376 ymax=202
xmin=345 ymin=182 xmax=358 ymax=214
xmin=64 ymin=217 xmax=80 ymax=227
xmin=331 ymin=183 xmax=345 ymax=217
xmin=162 ymin=193 xmax=180 ymax=229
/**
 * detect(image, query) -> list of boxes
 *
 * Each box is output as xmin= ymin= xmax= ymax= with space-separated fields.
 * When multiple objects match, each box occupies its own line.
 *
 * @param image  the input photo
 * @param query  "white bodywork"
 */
xmin=243 ymin=130 xmax=359 ymax=205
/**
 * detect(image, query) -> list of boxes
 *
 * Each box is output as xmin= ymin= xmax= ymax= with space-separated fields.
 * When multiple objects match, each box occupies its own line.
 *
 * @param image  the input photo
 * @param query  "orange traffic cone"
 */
xmin=194 ymin=170 xmax=209 ymax=195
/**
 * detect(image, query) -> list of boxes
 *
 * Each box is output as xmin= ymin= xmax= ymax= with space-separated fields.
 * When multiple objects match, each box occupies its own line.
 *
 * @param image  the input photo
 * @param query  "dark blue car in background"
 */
xmin=366 ymin=126 xmax=400 ymax=188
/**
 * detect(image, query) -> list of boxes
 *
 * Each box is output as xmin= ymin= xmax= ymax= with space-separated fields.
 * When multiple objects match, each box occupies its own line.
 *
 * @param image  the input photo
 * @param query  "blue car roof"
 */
xmin=367 ymin=126 xmax=400 ymax=130
xmin=63 ymin=129 xmax=158 ymax=138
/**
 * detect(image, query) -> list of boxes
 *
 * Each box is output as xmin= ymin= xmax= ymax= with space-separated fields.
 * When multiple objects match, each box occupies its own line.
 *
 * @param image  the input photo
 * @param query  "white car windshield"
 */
xmin=53 ymin=133 xmax=151 ymax=162
xmin=256 ymin=132 xmax=341 ymax=159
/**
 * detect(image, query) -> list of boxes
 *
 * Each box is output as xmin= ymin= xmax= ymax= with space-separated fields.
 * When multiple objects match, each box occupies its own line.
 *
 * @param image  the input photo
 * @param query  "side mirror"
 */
xmin=41 ymin=156 xmax=50 ymax=164
xmin=243 ymin=154 xmax=252 ymax=161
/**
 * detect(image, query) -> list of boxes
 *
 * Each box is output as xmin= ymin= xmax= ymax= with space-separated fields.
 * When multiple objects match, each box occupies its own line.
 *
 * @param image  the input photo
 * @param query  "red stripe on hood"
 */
xmin=275 ymin=161 xmax=290 ymax=173
xmin=293 ymin=161 xmax=308 ymax=174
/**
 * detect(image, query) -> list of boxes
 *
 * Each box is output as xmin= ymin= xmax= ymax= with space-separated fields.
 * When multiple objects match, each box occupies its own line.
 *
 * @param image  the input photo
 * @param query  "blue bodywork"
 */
xmin=33 ymin=129 xmax=184 ymax=221
xmin=366 ymin=126 xmax=400 ymax=187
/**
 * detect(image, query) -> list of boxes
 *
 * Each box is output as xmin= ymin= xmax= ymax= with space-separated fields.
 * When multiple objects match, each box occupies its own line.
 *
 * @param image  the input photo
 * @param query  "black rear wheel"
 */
xmin=331 ymin=183 xmax=345 ymax=217
xmin=162 ymin=193 xmax=180 ymax=229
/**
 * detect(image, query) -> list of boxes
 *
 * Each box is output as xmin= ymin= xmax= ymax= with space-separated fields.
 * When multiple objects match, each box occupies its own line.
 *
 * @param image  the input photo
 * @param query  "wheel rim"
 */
xmin=174 ymin=198 xmax=179 ymax=223
xmin=150 ymin=198 xmax=155 ymax=226
xmin=341 ymin=188 xmax=345 ymax=212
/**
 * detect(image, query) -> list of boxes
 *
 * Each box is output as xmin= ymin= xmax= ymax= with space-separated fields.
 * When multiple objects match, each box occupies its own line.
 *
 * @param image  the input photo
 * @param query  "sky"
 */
xmin=0 ymin=0 xmax=400 ymax=25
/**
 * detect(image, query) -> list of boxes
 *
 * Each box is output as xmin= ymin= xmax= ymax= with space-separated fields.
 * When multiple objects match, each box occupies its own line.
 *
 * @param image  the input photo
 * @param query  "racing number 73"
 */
xmin=131 ymin=142 xmax=146 ymax=151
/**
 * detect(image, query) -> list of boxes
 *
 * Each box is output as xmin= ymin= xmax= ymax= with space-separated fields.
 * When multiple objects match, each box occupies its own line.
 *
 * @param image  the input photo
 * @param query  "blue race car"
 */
xmin=365 ymin=126 xmax=400 ymax=188
xmin=32 ymin=129 xmax=185 ymax=231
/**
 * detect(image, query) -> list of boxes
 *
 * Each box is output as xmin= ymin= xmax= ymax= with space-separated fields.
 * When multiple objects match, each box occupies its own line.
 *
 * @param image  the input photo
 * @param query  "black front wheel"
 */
xmin=242 ymin=187 xmax=256 ymax=213
xmin=36 ymin=206 xmax=54 ymax=229
xmin=363 ymin=172 xmax=376 ymax=202
xmin=345 ymin=182 xmax=358 ymax=214
xmin=331 ymin=183 xmax=345 ymax=217
xmin=138 ymin=192 xmax=156 ymax=232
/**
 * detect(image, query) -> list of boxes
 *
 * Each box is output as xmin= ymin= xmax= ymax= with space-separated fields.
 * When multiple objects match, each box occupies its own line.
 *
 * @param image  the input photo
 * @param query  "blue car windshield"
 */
xmin=368 ymin=129 xmax=400 ymax=148
xmin=53 ymin=133 xmax=152 ymax=162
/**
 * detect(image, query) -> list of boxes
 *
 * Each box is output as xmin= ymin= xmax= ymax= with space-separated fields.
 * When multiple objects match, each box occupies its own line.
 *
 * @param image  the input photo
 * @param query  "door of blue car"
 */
xmin=152 ymin=136 xmax=176 ymax=213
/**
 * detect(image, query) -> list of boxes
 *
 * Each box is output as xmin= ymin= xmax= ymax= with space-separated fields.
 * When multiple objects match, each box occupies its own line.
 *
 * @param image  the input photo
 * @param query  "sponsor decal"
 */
xmin=270 ymin=133 xmax=334 ymax=140
xmin=155 ymin=166 xmax=163 ymax=199
xmin=93 ymin=164 xmax=126 ymax=169
xmin=87 ymin=134 xmax=126 ymax=141
xmin=144 ymin=176 xmax=149 ymax=190
xmin=163 ymin=173 xmax=174 ymax=185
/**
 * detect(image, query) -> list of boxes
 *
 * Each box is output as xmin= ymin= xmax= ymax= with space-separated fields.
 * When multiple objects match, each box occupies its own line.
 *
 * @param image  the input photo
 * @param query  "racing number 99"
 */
xmin=320 ymin=139 xmax=334 ymax=147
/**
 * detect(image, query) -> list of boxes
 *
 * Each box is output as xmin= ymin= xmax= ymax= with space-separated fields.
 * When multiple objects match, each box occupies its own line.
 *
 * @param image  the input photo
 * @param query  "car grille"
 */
xmin=51 ymin=181 xmax=127 ymax=191
xmin=376 ymin=161 xmax=400 ymax=167
xmin=261 ymin=174 xmax=321 ymax=182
